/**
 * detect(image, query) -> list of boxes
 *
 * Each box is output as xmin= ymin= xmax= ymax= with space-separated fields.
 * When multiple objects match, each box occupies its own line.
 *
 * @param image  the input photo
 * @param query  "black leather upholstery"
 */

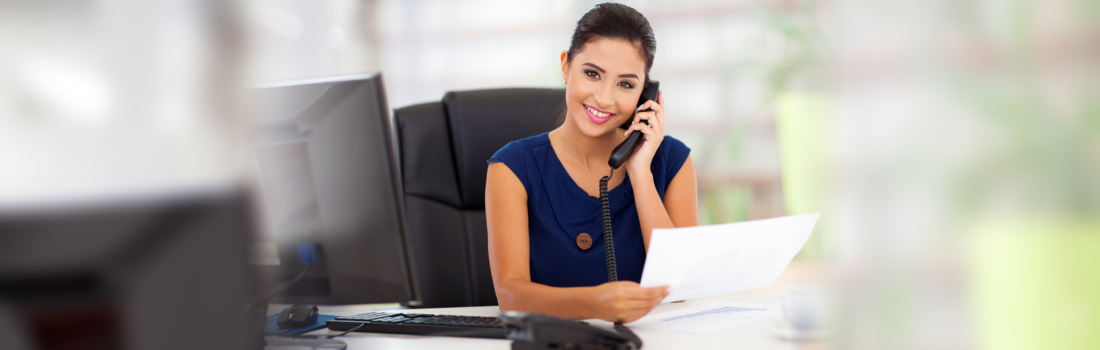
xmin=395 ymin=88 xmax=565 ymax=307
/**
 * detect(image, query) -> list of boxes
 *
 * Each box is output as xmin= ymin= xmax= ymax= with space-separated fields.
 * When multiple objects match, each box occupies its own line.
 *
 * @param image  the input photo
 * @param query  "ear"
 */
xmin=560 ymin=50 xmax=569 ymax=83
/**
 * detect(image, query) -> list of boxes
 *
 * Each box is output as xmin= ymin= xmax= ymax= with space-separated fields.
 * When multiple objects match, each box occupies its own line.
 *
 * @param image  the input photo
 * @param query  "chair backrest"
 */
xmin=395 ymin=88 xmax=564 ymax=307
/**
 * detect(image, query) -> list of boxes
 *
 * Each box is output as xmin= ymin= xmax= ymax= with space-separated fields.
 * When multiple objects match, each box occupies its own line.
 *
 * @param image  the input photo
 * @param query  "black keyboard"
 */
xmin=326 ymin=311 xmax=507 ymax=339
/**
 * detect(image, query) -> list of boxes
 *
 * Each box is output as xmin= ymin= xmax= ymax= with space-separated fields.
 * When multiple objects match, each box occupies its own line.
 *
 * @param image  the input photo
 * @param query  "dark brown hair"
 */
xmin=557 ymin=3 xmax=656 ymax=127
xmin=567 ymin=3 xmax=656 ymax=78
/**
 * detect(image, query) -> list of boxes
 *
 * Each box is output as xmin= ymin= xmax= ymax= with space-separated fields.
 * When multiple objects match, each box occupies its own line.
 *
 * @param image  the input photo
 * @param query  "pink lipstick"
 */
xmin=583 ymin=104 xmax=615 ymax=124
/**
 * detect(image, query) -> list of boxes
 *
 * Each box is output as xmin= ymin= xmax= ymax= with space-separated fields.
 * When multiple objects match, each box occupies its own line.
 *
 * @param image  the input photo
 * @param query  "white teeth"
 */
xmin=586 ymin=105 xmax=610 ymax=118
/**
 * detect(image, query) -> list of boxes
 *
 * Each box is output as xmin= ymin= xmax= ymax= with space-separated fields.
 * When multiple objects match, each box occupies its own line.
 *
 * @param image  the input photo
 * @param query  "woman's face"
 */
xmin=561 ymin=38 xmax=646 ymax=138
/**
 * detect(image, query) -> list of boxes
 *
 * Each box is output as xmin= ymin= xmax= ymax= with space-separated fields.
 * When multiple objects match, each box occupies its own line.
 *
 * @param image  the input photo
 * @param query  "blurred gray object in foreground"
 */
xmin=0 ymin=188 xmax=258 ymax=350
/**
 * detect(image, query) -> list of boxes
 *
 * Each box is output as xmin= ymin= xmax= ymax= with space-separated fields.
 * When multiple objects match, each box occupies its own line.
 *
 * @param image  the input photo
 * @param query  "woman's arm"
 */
xmin=621 ymin=92 xmax=699 ymax=251
xmin=631 ymin=155 xmax=699 ymax=251
xmin=486 ymin=162 xmax=667 ymax=322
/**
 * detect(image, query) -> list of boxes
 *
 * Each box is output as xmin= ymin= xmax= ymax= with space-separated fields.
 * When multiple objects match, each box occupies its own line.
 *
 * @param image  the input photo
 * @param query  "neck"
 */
xmin=551 ymin=116 xmax=626 ymax=172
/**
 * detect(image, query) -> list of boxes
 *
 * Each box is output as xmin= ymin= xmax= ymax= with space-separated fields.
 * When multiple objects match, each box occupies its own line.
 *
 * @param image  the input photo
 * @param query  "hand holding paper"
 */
xmin=639 ymin=213 xmax=820 ymax=303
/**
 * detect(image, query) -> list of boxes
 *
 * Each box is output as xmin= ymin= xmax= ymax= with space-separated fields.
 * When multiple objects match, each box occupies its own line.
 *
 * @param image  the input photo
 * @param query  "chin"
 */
xmin=570 ymin=115 xmax=610 ymax=139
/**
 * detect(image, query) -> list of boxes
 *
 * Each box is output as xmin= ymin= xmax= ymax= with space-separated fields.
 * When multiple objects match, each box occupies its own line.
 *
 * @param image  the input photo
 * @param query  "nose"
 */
xmin=593 ymin=82 xmax=615 ymax=110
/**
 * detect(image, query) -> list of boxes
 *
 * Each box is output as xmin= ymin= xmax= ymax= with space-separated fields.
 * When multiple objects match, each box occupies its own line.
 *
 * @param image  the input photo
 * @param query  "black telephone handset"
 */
xmin=503 ymin=312 xmax=642 ymax=350
xmin=608 ymin=80 xmax=660 ymax=170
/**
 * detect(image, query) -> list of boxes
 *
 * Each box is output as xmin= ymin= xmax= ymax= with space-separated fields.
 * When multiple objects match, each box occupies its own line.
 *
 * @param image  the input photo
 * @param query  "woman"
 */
xmin=485 ymin=3 xmax=697 ymax=323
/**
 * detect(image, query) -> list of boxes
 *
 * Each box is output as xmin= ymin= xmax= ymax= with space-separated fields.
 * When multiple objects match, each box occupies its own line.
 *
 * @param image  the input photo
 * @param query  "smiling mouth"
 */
xmin=584 ymin=104 xmax=614 ymax=119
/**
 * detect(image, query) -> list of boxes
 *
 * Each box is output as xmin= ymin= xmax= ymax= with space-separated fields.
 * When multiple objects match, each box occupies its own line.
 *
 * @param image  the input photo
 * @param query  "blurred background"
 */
xmin=2 ymin=0 xmax=1098 ymax=349
xmin=246 ymin=0 xmax=813 ymax=230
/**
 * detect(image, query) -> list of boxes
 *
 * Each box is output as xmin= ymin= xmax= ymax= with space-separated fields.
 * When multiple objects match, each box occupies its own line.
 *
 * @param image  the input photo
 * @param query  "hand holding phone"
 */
xmin=608 ymin=80 xmax=660 ymax=170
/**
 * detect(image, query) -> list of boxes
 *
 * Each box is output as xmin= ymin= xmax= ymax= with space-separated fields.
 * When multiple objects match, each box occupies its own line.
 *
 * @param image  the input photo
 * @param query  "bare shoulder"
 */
xmin=487 ymin=162 xmax=527 ymax=202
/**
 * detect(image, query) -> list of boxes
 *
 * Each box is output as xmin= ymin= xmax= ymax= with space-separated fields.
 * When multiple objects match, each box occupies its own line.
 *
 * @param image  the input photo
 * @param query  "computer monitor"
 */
xmin=246 ymin=73 xmax=420 ymax=306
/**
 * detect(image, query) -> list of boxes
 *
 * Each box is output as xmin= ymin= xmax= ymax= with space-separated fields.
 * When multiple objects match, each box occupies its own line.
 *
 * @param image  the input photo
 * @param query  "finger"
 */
xmin=624 ymin=121 xmax=654 ymax=136
xmin=626 ymin=285 xmax=670 ymax=300
xmin=636 ymin=115 xmax=659 ymax=136
xmin=631 ymin=108 xmax=643 ymax=124
xmin=646 ymin=111 xmax=661 ymax=131
xmin=639 ymin=94 xmax=663 ymax=109
xmin=624 ymin=292 xmax=663 ymax=303
xmin=622 ymin=296 xmax=658 ymax=308
xmin=638 ymin=98 xmax=664 ymax=115
xmin=633 ymin=110 xmax=656 ymax=125
xmin=617 ymin=297 xmax=662 ymax=313
xmin=625 ymin=121 xmax=646 ymax=135
xmin=635 ymin=292 xmax=665 ymax=306
xmin=654 ymin=285 xmax=671 ymax=297
xmin=624 ymin=122 xmax=641 ymax=136
xmin=638 ymin=285 xmax=669 ymax=299
xmin=636 ymin=101 xmax=664 ymax=130
xmin=632 ymin=296 xmax=663 ymax=309
xmin=650 ymin=105 xmax=664 ymax=129
xmin=626 ymin=296 xmax=664 ymax=308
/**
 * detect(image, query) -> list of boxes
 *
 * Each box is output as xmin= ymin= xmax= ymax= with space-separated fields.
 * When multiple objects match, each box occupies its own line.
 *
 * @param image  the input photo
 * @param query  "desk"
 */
xmin=271 ymin=293 xmax=829 ymax=350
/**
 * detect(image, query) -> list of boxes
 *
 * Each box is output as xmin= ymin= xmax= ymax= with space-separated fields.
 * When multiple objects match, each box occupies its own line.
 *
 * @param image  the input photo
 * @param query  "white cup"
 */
xmin=774 ymin=286 xmax=838 ymax=333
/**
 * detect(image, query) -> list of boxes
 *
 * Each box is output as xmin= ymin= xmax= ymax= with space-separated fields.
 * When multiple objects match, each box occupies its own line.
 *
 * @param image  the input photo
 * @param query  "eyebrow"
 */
xmin=582 ymin=63 xmax=640 ymax=80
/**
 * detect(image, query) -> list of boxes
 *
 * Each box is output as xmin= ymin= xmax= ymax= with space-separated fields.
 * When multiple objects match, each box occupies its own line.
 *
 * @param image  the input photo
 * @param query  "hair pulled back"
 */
xmin=567 ymin=3 xmax=656 ymax=79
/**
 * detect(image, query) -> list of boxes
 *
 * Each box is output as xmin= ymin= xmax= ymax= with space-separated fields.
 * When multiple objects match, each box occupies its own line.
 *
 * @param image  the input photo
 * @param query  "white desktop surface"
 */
xmin=271 ymin=293 xmax=829 ymax=350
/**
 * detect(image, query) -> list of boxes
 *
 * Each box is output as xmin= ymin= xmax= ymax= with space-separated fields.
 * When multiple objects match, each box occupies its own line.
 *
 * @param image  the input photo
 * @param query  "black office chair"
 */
xmin=395 ymin=88 xmax=565 ymax=308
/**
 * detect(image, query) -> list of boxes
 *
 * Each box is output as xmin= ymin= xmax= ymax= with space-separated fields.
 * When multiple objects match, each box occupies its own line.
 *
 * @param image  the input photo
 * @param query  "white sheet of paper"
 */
xmin=639 ymin=213 xmax=819 ymax=303
xmin=627 ymin=301 xmax=774 ymax=333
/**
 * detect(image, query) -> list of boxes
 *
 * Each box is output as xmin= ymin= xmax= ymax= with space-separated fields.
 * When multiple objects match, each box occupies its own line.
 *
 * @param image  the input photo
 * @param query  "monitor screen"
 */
xmin=247 ymin=74 xmax=418 ymax=306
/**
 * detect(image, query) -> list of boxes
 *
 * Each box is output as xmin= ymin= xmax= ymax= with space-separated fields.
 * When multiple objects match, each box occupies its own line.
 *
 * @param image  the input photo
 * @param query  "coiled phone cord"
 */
xmin=600 ymin=168 xmax=618 ymax=282
xmin=601 ymin=168 xmax=645 ymax=348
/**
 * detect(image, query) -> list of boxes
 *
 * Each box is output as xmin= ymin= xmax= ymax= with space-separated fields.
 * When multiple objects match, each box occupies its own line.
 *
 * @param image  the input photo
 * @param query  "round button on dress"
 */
xmin=577 ymin=232 xmax=593 ymax=250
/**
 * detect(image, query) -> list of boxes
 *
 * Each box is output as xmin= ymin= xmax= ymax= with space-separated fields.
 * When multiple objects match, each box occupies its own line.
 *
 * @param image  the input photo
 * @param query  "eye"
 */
xmin=584 ymin=69 xmax=599 ymax=79
xmin=618 ymin=81 xmax=635 ymax=89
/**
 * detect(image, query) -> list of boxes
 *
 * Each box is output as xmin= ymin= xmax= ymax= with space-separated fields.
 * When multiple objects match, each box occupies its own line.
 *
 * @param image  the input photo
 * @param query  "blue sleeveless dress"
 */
xmin=487 ymin=132 xmax=691 ymax=287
